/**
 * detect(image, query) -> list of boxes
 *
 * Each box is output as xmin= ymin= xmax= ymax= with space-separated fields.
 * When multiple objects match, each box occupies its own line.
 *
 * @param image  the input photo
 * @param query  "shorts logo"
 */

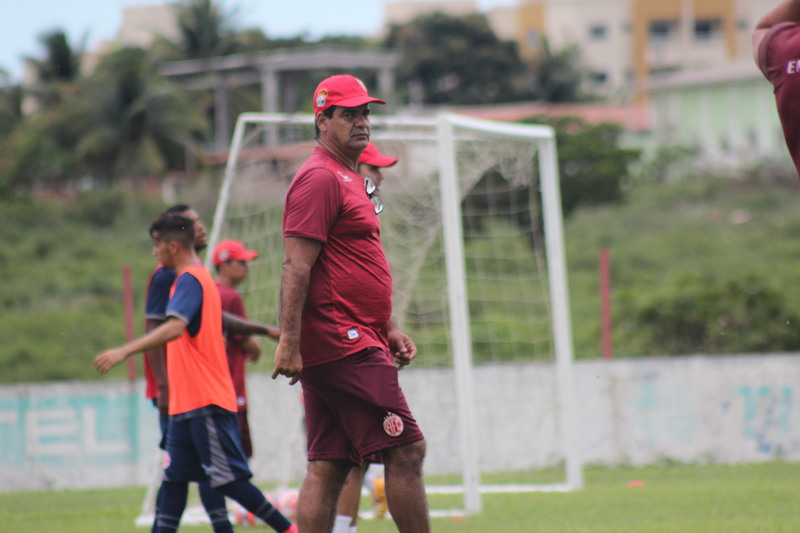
xmin=383 ymin=412 xmax=404 ymax=437
xmin=347 ymin=328 xmax=359 ymax=339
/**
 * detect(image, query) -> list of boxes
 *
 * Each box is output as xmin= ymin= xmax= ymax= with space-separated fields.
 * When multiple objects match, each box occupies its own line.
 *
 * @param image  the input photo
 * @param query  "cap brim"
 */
xmin=335 ymin=96 xmax=386 ymax=108
xmin=362 ymin=154 xmax=398 ymax=167
xmin=238 ymin=250 xmax=259 ymax=261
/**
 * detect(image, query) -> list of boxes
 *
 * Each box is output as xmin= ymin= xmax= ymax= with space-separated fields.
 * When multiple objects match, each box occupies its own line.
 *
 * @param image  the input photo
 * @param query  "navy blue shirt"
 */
xmin=166 ymin=271 xmax=204 ymax=337
xmin=145 ymin=266 xmax=177 ymax=320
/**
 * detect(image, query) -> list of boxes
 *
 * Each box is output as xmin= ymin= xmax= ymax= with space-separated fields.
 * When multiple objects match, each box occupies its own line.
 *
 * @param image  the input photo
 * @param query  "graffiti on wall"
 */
xmin=0 ymin=392 xmax=139 ymax=467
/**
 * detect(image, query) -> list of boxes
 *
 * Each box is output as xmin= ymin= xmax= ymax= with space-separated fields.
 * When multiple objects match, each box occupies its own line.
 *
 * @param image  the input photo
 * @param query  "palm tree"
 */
xmin=151 ymin=0 xmax=241 ymax=61
xmin=531 ymin=38 xmax=586 ymax=103
xmin=74 ymin=47 xmax=208 ymax=184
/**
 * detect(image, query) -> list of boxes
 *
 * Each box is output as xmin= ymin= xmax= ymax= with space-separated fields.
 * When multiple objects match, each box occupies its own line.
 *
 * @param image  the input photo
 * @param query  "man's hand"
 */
xmin=272 ymin=342 xmax=303 ymax=385
xmin=387 ymin=326 xmax=417 ymax=370
xmin=242 ymin=336 xmax=262 ymax=362
xmin=94 ymin=348 xmax=128 ymax=374
xmin=263 ymin=325 xmax=280 ymax=341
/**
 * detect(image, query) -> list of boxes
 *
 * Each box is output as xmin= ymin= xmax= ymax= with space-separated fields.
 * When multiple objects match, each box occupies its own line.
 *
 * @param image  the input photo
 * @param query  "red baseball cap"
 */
xmin=358 ymin=143 xmax=398 ymax=168
xmin=212 ymin=240 xmax=259 ymax=266
xmin=313 ymin=75 xmax=386 ymax=115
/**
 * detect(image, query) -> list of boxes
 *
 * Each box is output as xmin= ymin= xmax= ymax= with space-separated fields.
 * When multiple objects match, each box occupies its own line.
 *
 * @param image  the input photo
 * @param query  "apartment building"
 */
xmin=388 ymin=0 xmax=779 ymax=96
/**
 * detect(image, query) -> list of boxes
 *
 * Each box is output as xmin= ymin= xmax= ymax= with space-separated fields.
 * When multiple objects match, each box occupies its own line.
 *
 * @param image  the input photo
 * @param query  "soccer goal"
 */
xmin=204 ymin=111 xmax=582 ymax=516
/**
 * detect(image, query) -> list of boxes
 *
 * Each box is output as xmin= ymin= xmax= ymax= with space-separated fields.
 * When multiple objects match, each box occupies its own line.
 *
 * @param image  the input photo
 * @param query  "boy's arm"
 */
xmin=144 ymin=318 xmax=169 ymax=414
xmin=95 ymin=318 xmax=186 ymax=374
xmin=223 ymin=312 xmax=280 ymax=341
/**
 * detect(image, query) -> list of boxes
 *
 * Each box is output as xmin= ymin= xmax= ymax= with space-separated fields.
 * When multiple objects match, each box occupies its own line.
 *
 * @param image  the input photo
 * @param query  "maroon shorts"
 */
xmin=301 ymin=347 xmax=424 ymax=465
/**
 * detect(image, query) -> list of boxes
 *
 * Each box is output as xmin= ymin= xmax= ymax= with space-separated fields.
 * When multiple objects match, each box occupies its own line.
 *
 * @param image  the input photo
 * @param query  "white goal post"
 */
xmin=205 ymin=111 xmax=583 ymax=516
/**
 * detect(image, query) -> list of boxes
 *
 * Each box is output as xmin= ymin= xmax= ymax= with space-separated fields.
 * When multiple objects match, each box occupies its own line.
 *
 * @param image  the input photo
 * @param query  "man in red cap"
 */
xmin=213 ymin=240 xmax=277 ymax=459
xmin=273 ymin=75 xmax=430 ymax=533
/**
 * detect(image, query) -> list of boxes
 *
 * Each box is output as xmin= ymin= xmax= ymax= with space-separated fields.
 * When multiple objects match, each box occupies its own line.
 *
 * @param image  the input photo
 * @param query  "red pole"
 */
xmin=599 ymin=248 xmax=613 ymax=359
xmin=122 ymin=265 xmax=137 ymax=381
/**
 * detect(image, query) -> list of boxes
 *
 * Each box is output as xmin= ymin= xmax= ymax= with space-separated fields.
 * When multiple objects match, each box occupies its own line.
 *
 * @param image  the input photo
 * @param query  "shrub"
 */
xmin=618 ymin=274 xmax=800 ymax=356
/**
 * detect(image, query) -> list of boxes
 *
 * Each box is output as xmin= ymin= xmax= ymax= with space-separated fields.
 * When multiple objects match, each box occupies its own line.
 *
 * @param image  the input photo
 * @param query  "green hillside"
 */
xmin=2 ymin=169 xmax=800 ymax=384
xmin=566 ymin=170 xmax=800 ymax=358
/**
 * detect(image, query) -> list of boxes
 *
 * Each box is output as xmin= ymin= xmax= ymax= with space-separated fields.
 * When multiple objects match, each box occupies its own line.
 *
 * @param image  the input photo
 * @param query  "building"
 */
xmin=645 ymin=61 xmax=788 ymax=166
xmin=442 ymin=0 xmax=781 ymax=98
xmin=384 ymin=0 xmax=479 ymax=28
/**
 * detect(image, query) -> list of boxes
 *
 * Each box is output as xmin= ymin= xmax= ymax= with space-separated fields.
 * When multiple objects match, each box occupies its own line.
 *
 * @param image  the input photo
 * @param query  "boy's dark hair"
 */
xmin=165 ymin=203 xmax=192 ymax=214
xmin=149 ymin=213 xmax=195 ymax=250
xmin=314 ymin=106 xmax=337 ymax=139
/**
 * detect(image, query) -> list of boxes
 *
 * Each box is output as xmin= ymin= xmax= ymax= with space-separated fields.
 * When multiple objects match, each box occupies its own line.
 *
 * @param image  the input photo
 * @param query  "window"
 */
xmin=589 ymin=24 xmax=608 ymax=40
xmin=527 ymin=29 xmax=541 ymax=49
xmin=591 ymin=71 xmax=609 ymax=86
xmin=649 ymin=20 xmax=678 ymax=43
xmin=694 ymin=18 xmax=722 ymax=41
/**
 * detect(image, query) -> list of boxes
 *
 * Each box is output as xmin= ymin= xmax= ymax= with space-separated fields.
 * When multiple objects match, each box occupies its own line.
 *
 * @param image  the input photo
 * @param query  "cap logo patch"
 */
xmin=383 ymin=412 xmax=404 ymax=437
xmin=220 ymin=250 xmax=230 ymax=261
xmin=316 ymin=88 xmax=328 ymax=108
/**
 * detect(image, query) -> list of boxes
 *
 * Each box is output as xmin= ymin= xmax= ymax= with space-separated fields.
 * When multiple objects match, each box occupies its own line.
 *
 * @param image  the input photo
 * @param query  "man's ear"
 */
xmin=167 ymin=239 xmax=181 ymax=255
xmin=316 ymin=112 xmax=328 ymax=133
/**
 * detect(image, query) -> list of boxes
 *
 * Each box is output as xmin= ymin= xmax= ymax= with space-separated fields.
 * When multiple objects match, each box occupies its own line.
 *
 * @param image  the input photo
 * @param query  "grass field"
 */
xmin=2 ymin=462 xmax=799 ymax=532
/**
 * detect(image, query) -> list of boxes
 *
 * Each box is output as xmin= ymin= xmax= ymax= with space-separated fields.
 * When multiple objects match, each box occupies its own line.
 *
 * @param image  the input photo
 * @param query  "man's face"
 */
xmin=358 ymin=163 xmax=385 ymax=187
xmin=151 ymin=234 xmax=176 ymax=269
xmin=221 ymin=259 xmax=250 ymax=286
xmin=179 ymin=209 xmax=207 ymax=252
xmin=319 ymin=104 xmax=371 ymax=156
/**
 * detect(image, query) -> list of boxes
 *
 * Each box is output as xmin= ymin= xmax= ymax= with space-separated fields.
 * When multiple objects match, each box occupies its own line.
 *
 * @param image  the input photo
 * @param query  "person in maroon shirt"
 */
xmin=754 ymin=0 xmax=800 ymax=177
xmin=213 ymin=240 xmax=278 ymax=458
xmin=272 ymin=75 xmax=430 ymax=533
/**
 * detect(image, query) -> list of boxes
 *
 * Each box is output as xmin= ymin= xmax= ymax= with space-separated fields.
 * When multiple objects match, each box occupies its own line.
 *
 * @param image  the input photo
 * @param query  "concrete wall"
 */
xmin=3 ymin=353 xmax=799 ymax=493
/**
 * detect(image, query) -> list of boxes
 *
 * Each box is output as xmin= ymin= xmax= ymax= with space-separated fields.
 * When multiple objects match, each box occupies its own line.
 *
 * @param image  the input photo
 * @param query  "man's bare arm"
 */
xmin=753 ymin=0 xmax=800 ymax=62
xmin=272 ymin=236 xmax=322 ymax=385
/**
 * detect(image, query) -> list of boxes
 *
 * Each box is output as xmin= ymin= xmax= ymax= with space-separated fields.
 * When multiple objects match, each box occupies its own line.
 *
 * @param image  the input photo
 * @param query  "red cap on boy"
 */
xmin=358 ymin=143 xmax=398 ymax=168
xmin=212 ymin=240 xmax=259 ymax=266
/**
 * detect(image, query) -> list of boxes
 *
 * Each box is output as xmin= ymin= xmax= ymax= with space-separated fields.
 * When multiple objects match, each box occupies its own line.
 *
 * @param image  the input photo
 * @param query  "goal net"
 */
xmin=202 ymin=111 xmax=581 ymax=516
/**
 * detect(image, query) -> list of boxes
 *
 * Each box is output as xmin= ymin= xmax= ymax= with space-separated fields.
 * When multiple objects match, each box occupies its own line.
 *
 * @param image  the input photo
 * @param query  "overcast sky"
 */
xmin=2 ymin=0 xmax=514 ymax=83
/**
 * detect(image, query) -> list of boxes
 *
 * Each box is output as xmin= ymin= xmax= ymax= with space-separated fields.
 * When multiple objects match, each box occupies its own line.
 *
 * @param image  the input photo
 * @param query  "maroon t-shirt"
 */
xmin=758 ymin=22 xmax=800 ymax=177
xmin=216 ymin=282 xmax=249 ymax=411
xmin=283 ymin=146 xmax=393 ymax=368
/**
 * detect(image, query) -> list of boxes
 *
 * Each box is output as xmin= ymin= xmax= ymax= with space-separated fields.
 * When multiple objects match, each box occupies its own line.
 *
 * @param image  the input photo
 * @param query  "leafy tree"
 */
xmin=151 ymin=0 xmax=240 ymax=61
xmin=385 ymin=12 xmax=531 ymax=105
xmin=522 ymin=115 xmax=639 ymax=217
xmin=0 ymin=98 xmax=86 ymax=192
xmin=23 ymin=29 xmax=84 ymax=110
xmin=73 ymin=47 xmax=208 ymax=184
xmin=530 ymin=38 xmax=585 ymax=103
xmin=0 ymin=81 xmax=22 ymax=140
